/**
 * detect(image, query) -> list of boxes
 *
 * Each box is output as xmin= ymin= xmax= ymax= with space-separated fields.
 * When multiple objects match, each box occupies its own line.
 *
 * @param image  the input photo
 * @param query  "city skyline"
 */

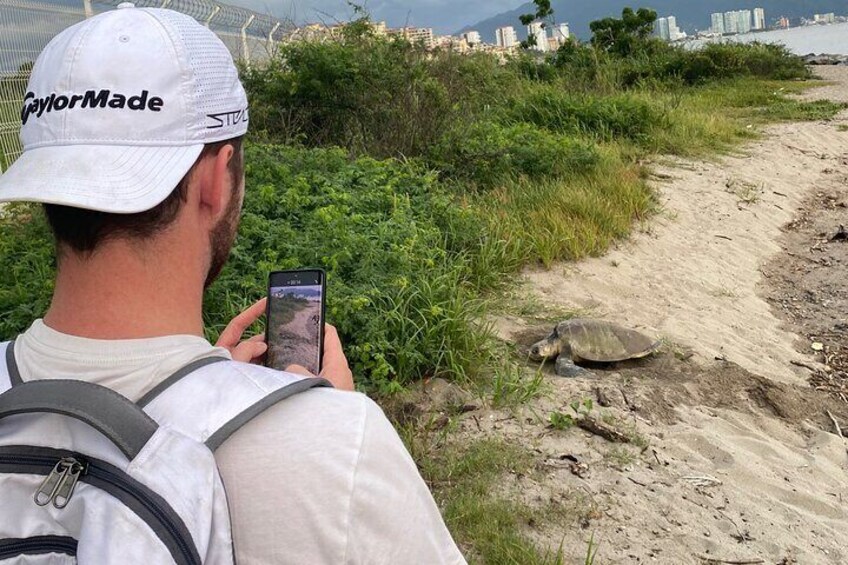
xmin=227 ymin=0 xmax=515 ymax=35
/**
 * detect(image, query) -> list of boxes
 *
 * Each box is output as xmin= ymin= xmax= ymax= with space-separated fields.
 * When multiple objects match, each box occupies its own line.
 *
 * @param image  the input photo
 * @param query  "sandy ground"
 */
xmin=420 ymin=68 xmax=848 ymax=564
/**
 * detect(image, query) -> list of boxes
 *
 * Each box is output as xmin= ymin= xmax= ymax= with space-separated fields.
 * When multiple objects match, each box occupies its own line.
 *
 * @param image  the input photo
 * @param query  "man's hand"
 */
xmin=216 ymin=298 xmax=268 ymax=364
xmin=286 ymin=324 xmax=354 ymax=391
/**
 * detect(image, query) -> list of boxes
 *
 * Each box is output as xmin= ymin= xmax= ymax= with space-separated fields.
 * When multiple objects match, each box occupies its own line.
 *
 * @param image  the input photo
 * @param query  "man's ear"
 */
xmin=197 ymin=143 xmax=235 ymax=220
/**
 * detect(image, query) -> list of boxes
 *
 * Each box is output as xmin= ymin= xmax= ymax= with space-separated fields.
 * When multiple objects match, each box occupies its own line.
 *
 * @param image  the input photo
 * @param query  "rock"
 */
xmin=423 ymin=377 xmax=470 ymax=410
xmin=803 ymin=54 xmax=848 ymax=66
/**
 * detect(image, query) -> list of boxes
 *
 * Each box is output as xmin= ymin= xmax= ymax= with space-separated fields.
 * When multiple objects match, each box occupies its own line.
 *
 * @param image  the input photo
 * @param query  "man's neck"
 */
xmin=44 ymin=240 xmax=206 ymax=340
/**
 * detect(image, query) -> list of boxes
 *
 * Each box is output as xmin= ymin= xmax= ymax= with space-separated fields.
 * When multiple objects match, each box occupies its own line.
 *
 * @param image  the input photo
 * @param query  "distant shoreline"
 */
xmin=685 ymin=21 xmax=848 ymax=56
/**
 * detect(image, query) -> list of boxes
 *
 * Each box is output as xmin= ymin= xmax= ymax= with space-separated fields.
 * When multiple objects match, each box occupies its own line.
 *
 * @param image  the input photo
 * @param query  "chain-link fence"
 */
xmin=0 ymin=0 xmax=292 ymax=172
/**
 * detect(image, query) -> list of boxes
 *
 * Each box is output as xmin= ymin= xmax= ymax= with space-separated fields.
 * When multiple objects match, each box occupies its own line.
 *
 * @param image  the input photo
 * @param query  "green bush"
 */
xmin=0 ymin=205 xmax=55 ymax=340
xmin=428 ymin=121 xmax=599 ymax=189
xmin=205 ymin=144 xmax=494 ymax=389
xmin=241 ymin=27 xmax=510 ymax=160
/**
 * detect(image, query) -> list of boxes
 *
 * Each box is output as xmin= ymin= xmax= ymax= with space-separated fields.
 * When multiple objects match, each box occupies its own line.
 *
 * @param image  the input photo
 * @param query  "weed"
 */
xmin=491 ymin=363 xmax=547 ymax=408
xmin=549 ymin=398 xmax=595 ymax=431
xmin=724 ymin=177 xmax=763 ymax=205
xmin=584 ymin=532 xmax=600 ymax=565
xmin=408 ymin=434 xmax=562 ymax=564
xmin=604 ymin=445 xmax=637 ymax=468
xmin=836 ymin=124 xmax=848 ymax=132
xmin=708 ymin=285 xmax=739 ymax=299
xmin=549 ymin=411 xmax=576 ymax=430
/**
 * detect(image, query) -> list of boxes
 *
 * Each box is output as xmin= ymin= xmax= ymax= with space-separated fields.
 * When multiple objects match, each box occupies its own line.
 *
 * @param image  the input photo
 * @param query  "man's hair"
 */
xmin=44 ymin=137 xmax=244 ymax=255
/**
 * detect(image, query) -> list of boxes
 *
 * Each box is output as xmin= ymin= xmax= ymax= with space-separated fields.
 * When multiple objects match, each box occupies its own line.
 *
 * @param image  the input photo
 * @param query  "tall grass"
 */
xmin=479 ymin=149 xmax=654 ymax=267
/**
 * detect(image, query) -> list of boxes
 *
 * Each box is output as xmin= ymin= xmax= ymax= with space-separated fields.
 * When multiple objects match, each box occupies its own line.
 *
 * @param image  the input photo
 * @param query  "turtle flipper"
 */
xmin=555 ymin=356 xmax=591 ymax=378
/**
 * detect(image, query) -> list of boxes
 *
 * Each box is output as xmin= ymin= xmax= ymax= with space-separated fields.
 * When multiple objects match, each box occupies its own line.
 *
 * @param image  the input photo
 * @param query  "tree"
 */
xmin=589 ymin=7 xmax=658 ymax=56
xmin=519 ymin=0 xmax=555 ymax=49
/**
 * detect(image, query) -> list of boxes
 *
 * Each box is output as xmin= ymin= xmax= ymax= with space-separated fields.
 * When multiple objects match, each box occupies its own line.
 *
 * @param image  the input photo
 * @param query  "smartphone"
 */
xmin=265 ymin=269 xmax=326 ymax=374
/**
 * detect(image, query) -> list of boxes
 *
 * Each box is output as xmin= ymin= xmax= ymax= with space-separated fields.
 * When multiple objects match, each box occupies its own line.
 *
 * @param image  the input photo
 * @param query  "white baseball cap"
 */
xmin=0 ymin=3 xmax=248 ymax=213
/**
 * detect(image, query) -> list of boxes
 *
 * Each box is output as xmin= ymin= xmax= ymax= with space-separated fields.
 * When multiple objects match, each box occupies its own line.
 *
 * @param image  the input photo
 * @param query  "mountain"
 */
xmin=459 ymin=1 xmax=847 ymax=43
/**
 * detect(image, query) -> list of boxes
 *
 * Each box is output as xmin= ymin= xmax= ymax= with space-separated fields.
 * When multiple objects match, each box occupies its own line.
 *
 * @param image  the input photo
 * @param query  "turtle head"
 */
xmin=529 ymin=327 xmax=562 ymax=361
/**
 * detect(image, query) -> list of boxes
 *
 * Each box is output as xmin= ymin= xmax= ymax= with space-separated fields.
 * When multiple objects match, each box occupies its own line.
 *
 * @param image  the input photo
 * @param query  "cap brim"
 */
xmin=0 ymin=143 xmax=204 ymax=213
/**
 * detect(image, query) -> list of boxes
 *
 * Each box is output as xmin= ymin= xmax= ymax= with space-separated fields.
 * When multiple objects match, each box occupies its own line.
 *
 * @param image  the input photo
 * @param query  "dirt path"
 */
xmin=268 ymin=301 xmax=321 ymax=372
xmin=456 ymin=68 xmax=848 ymax=564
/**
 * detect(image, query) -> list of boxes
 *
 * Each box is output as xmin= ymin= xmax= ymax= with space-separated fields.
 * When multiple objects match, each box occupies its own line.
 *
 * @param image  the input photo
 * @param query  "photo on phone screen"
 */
xmin=266 ymin=270 xmax=325 ymax=374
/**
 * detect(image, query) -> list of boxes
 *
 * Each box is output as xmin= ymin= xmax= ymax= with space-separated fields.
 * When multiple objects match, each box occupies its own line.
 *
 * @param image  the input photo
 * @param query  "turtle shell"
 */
xmin=560 ymin=319 xmax=659 ymax=363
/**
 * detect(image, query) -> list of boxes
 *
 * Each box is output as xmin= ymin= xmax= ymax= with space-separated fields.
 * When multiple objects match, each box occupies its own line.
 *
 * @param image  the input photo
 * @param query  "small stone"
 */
xmin=812 ymin=342 xmax=825 ymax=351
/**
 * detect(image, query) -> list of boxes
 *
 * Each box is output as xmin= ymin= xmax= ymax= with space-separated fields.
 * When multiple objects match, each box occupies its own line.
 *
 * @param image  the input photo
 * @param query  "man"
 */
xmin=0 ymin=5 xmax=465 ymax=564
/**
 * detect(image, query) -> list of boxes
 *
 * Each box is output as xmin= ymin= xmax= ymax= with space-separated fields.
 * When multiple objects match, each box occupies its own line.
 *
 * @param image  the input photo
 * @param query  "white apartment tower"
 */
xmin=463 ymin=30 xmax=482 ymax=46
xmin=738 ymin=10 xmax=752 ymax=33
xmin=655 ymin=17 xmax=670 ymax=40
xmin=495 ymin=26 xmax=518 ymax=48
xmin=724 ymin=11 xmax=739 ymax=34
xmin=527 ymin=21 xmax=548 ymax=52
xmin=711 ymin=12 xmax=725 ymax=34
xmin=753 ymin=8 xmax=766 ymax=30
xmin=667 ymin=16 xmax=682 ymax=39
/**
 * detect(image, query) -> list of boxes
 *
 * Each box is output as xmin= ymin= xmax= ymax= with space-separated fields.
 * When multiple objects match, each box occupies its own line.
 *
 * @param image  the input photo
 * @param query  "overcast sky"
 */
xmin=228 ymin=0 xmax=520 ymax=34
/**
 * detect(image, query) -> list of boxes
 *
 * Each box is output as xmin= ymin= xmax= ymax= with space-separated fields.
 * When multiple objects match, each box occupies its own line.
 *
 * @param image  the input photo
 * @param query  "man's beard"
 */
xmin=204 ymin=189 xmax=241 ymax=289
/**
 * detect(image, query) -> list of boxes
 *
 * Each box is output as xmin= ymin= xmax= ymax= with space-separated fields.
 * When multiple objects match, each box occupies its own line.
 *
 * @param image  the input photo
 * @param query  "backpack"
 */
xmin=0 ymin=340 xmax=330 ymax=564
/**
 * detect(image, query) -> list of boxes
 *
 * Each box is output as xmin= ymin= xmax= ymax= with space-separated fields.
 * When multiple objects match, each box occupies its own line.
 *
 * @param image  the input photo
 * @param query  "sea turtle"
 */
xmin=528 ymin=319 xmax=660 ymax=377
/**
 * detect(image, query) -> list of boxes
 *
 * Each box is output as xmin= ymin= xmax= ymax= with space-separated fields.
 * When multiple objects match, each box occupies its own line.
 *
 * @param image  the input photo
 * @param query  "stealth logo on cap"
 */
xmin=21 ymin=89 xmax=164 ymax=125
xmin=206 ymin=107 xmax=248 ymax=129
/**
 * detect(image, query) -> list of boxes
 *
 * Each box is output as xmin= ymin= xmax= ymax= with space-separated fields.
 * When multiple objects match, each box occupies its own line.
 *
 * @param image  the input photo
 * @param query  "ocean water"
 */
xmin=687 ymin=22 xmax=848 ymax=56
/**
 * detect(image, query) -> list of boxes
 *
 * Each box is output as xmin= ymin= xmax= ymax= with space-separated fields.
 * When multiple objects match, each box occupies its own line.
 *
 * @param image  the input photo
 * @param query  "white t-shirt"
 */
xmin=12 ymin=320 xmax=466 ymax=565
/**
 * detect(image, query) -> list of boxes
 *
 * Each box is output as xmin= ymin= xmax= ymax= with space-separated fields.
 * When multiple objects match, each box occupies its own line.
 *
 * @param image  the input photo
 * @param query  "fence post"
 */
xmin=267 ymin=22 xmax=280 ymax=58
xmin=204 ymin=5 xmax=220 ymax=27
xmin=241 ymin=14 xmax=255 ymax=66
xmin=83 ymin=0 xmax=93 ymax=18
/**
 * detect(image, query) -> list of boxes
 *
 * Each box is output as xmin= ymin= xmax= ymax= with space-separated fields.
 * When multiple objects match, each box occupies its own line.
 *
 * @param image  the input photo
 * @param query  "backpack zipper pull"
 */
xmin=53 ymin=458 xmax=86 ymax=509
xmin=34 ymin=458 xmax=71 ymax=506
xmin=33 ymin=457 xmax=86 ymax=508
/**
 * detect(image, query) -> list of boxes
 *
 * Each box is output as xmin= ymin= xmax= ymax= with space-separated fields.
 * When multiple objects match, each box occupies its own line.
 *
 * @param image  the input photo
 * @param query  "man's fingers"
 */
xmin=217 ymin=298 xmax=267 ymax=347
xmin=285 ymin=364 xmax=315 ymax=377
xmin=231 ymin=339 xmax=267 ymax=364
xmin=324 ymin=324 xmax=342 ymax=348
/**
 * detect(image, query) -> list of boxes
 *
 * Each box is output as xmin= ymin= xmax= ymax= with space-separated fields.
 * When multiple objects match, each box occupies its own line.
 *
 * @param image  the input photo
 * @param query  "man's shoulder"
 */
xmin=212 ymin=362 xmax=386 ymax=457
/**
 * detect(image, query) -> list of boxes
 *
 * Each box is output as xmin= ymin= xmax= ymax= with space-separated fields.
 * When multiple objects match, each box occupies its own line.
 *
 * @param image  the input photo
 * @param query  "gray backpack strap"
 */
xmin=142 ymin=361 xmax=332 ymax=451
xmin=2 ymin=340 xmax=23 ymax=389
xmin=0 ymin=379 xmax=158 ymax=460
xmin=205 ymin=377 xmax=330 ymax=451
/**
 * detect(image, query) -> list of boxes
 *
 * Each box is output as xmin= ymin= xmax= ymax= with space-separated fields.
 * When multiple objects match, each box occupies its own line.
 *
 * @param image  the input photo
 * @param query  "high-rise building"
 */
xmin=753 ymin=8 xmax=766 ymax=30
xmin=396 ymin=27 xmax=435 ymax=49
xmin=814 ymin=13 xmax=836 ymax=24
xmin=463 ymin=31 xmax=482 ymax=46
xmin=778 ymin=16 xmax=790 ymax=29
xmin=737 ymin=10 xmax=752 ymax=33
xmin=527 ymin=21 xmax=548 ymax=52
xmin=711 ymin=12 xmax=726 ymax=34
xmin=656 ymin=16 xmax=683 ymax=41
xmin=667 ymin=16 xmax=684 ymax=40
xmin=495 ymin=26 xmax=518 ymax=48
xmin=655 ymin=17 xmax=671 ymax=41
xmin=724 ymin=11 xmax=739 ymax=34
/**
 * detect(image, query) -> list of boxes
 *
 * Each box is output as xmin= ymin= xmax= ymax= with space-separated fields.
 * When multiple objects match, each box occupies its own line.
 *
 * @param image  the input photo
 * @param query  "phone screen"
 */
xmin=266 ymin=270 xmax=325 ymax=374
